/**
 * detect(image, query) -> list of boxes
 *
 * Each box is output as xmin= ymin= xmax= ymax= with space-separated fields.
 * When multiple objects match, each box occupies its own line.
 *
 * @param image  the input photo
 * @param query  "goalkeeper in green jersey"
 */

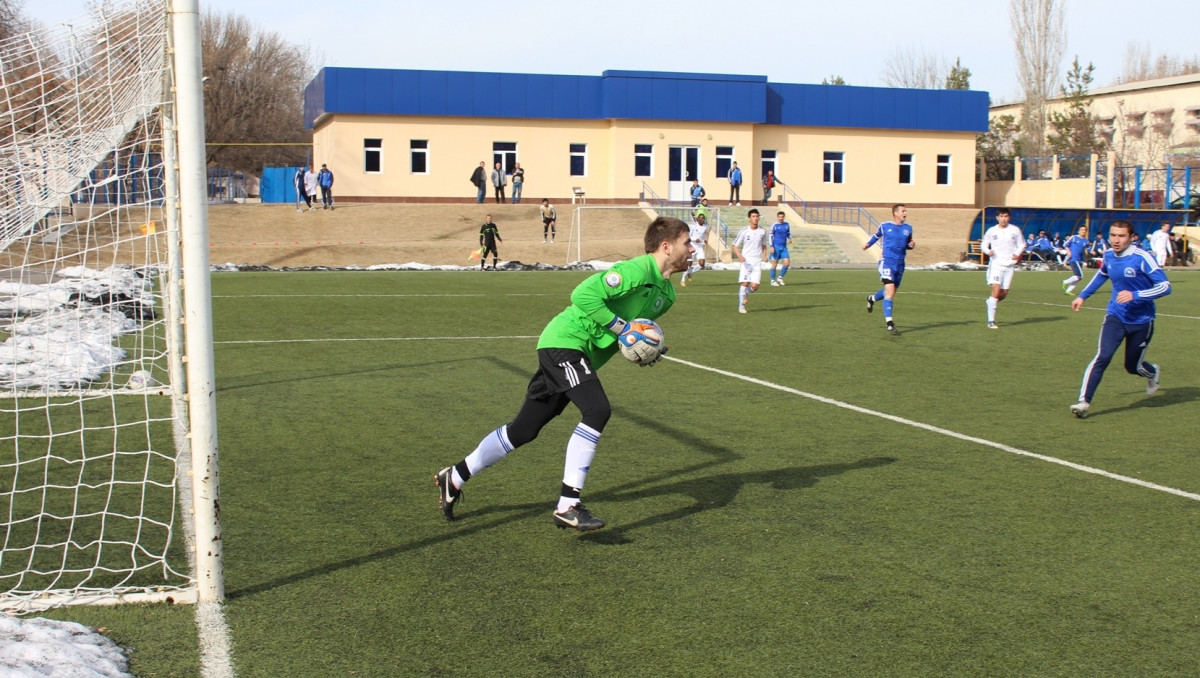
xmin=436 ymin=216 xmax=692 ymax=532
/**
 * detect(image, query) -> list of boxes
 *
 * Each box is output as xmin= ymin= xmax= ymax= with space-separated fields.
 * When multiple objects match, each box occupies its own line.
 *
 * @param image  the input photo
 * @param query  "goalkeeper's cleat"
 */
xmin=866 ymin=294 xmax=875 ymax=313
xmin=886 ymin=321 xmax=898 ymax=335
xmin=434 ymin=466 xmax=462 ymax=521
xmin=553 ymin=503 xmax=605 ymax=531
xmin=1070 ymin=400 xmax=1090 ymax=419
xmin=1147 ymin=364 xmax=1161 ymax=395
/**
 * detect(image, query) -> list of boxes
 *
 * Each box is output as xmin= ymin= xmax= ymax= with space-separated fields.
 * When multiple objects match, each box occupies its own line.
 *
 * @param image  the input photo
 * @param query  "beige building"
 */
xmin=304 ymin=68 xmax=989 ymax=207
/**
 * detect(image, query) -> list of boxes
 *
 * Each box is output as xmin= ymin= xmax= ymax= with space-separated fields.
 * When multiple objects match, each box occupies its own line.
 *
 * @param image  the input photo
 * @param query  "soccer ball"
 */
xmin=618 ymin=319 xmax=664 ymax=366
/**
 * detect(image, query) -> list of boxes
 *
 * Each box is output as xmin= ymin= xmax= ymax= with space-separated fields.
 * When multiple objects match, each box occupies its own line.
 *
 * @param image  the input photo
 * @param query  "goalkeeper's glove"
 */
xmin=640 ymin=345 xmax=667 ymax=367
xmin=607 ymin=317 xmax=661 ymax=349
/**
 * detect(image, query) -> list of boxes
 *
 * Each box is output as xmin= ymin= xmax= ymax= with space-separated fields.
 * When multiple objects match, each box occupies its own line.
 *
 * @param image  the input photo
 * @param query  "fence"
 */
xmin=71 ymin=153 xmax=165 ymax=205
xmin=261 ymin=166 xmax=305 ymax=203
xmin=207 ymin=168 xmax=247 ymax=203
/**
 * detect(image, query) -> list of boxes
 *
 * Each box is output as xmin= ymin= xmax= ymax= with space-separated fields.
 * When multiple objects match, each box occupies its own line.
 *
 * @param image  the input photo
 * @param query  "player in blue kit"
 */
xmin=862 ymin=204 xmax=915 ymax=334
xmin=1060 ymin=225 xmax=1089 ymax=294
xmin=1068 ymin=220 xmax=1170 ymax=418
xmin=768 ymin=211 xmax=792 ymax=286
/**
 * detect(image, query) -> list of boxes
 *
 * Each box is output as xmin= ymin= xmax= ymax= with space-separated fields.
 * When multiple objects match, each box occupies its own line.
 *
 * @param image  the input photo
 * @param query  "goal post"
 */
xmin=0 ymin=0 xmax=221 ymax=614
xmin=566 ymin=205 xmax=726 ymax=265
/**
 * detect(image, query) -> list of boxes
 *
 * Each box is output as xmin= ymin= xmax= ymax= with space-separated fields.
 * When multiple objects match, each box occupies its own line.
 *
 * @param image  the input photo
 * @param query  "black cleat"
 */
xmin=866 ymin=294 xmax=875 ymax=313
xmin=434 ymin=466 xmax=462 ymax=521
xmin=553 ymin=503 xmax=605 ymax=531
xmin=886 ymin=321 xmax=898 ymax=335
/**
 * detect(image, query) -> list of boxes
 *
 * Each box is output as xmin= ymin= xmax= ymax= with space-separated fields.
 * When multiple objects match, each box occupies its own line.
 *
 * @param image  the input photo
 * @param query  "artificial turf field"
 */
xmin=45 ymin=266 xmax=1200 ymax=676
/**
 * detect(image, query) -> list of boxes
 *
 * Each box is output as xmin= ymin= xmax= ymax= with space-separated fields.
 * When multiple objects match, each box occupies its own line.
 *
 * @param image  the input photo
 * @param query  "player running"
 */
xmin=1068 ymin=220 xmax=1170 ymax=418
xmin=768 ymin=211 xmax=792 ymax=286
xmin=435 ymin=217 xmax=693 ymax=531
xmin=679 ymin=213 xmax=710 ymax=287
xmin=980 ymin=207 xmax=1025 ymax=329
xmin=732 ymin=208 xmax=769 ymax=313
xmin=862 ymin=204 xmax=915 ymax=334
xmin=1061 ymin=225 xmax=1089 ymax=294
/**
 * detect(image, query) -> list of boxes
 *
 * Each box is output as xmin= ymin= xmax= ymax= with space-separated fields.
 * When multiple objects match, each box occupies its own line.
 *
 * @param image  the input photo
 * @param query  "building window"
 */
xmin=364 ymin=138 xmax=382 ymax=173
xmin=937 ymin=154 xmax=952 ymax=185
xmin=899 ymin=153 xmax=914 ymax=185
xmin=493 ymin=142 xmax=516 ymax=174
xmin=570 ymin=143 xmax=587 ymax=177
xmin=761 ymin=150 xmax=776 ymax=178
xmin=410 ymin=139 xmax=428 ymax=174
xmin=823 ymin=151 xmax=844 ymax=184
xmin=715 ymin=146 xmax=734 ymax=180
xmin=634 ymin=144 xmax=653 ymax=177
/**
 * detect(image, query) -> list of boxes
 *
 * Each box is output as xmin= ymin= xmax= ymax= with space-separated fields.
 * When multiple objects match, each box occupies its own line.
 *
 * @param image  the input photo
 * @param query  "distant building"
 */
xmin=304 ymin=68 xmax=988 ymax=205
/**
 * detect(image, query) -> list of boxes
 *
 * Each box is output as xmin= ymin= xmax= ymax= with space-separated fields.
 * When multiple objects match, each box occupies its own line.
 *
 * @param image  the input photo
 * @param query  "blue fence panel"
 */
xmin=261 ymin=166 xmax=303 ymax=203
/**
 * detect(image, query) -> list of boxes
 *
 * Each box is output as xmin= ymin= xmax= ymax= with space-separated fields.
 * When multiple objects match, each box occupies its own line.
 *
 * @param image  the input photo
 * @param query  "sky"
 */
xmin=26 ymin=0 xmax=1200 ymax=104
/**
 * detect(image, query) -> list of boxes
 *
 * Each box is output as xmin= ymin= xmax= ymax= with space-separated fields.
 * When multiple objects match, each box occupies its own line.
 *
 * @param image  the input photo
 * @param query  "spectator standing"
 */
xmin=540 ymin=199 xmax=557 ymax=243
xmin=511 ymin=163 xmax=525 ymax=204
xmin=1069 ymin=220 xmax=1170 ymax=418
xmin=1149 ymin=222 xmax=1173 ymax=267
xmin=728 ymin=161 xmax=743 ymax=205
xmin=862 ymin=204 xmax=915 ymax=335
xmin=491 ymin=162 xmax=508 ymax=204
xmin=317 ymin=164 xmax=334 ymax=209
xmin=302 ymin=166 xmax=318 ymax=212
xmin=980 ymin=207 xmax=1025 ymax=328
xmin=470 ymin=161 xmax=487 ymax=203
xmin=293 ymin=166 xmax=308 ymax=213
xmin=762 ymin=170 xmax=777 ymax=205
xmin=479 ymin=215 xmax=503 ymax=270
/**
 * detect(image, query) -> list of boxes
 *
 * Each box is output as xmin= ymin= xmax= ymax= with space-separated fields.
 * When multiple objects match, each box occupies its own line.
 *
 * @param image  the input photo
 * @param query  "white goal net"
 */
xmin=566 ymin=205 xmax=727 ymax=265
xmin=0 ymin=0 xmax=220 ymax=614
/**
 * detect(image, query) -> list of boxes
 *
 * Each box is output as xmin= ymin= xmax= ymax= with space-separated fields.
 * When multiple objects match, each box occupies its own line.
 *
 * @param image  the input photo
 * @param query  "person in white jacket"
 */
xmin=981 ymin=207 xmax=1026 ymax=329
xmin=1149 ymin=222 xmax=1174 ymax=267
xmin=303 ymin=167 xmax=319 ymax=211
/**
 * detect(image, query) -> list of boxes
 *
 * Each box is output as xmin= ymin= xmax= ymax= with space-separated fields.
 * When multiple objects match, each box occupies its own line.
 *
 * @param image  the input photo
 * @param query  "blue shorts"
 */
xmin=770 ymin=246 xmax=790 ymax=262
xmin=1068 ymin=260 xmax=1083 ymax=278
xmin=878 ymin=259 xmax=905 ymax=288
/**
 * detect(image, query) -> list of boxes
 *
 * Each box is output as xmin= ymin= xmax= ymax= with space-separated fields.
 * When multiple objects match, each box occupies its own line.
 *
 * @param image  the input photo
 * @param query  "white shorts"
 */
xmin=1154 ymin=250 xmax=1168 ymax=267
xmin=690 ymin=240 xmax=706 ymax=262
xmin=738 ymin=261 xmax=763 ymax=285
xmin=986 ymin=262 xmax=1015 ymax=289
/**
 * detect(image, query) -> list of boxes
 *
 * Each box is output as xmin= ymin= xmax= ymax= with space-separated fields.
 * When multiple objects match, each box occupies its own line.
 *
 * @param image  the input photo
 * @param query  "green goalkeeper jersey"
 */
xmin=537 ymin=254 xmax=675 ymax=368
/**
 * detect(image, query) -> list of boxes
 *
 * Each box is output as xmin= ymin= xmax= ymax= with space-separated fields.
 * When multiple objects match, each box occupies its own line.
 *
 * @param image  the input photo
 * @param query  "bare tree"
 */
xmin=0 ymin=0 xmax=25 ymax=41
xmin=1010 ymin=0 xmax=1066 ymax=158
xmin=201 ymin=10 xmax=316 ymax=173
xmin=881 ymin=46 xmax=946 ymax=89
xmin=1115 ymin=41 xmax=1200 ymax=85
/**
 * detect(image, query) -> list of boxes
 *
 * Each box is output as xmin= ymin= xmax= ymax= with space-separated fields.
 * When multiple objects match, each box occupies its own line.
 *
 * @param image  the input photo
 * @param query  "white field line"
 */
xmin=215 ymin=332 xmax=1200 ymax=502
xmin=907 ymin=291 xmax=1200 ymax=321
xmin=664 ymin=354 xmax=1200 ymax=503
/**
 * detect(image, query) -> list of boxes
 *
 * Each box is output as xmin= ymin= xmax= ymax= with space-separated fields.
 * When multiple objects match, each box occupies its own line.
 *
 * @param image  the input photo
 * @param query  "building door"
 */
xmin=668 ymin=146 xmax=700 ymax=203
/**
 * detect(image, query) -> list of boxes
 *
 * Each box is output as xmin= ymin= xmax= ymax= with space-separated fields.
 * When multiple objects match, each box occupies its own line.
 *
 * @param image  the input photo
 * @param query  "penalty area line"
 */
xmin=215 ymin=335 xmax=539 ymax=345
xmin=665 ymin=355 xmax=1200 ymax=503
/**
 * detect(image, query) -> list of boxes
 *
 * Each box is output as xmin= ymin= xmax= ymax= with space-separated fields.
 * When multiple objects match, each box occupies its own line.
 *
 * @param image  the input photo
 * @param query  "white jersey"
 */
xmin=982 ymin=224 xmax=1025 ymax=268
xmin=733 ymin=226 xmax=769 ymax=265
xmin=1149 ymin=230 xmax=1172 ymax=255
xmin=689 ymin=221 xmax=709 ymax=245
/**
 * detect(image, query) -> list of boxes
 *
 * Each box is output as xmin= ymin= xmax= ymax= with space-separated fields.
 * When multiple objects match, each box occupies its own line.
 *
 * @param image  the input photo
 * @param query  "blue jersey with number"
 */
xmin=866 ymin=220 xmax=914 ymax=263
xmin=1065 ymin=235 xmax=1088 ymax=263
xmin=1079 ymin=246 xmax=1170 ymax=325
xmin=770 ymin=222 xmax=791 ymax=249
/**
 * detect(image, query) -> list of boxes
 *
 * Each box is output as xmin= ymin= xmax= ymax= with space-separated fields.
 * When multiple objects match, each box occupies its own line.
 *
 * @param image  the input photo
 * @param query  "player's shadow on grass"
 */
xmin=897 ymin=320 xmax=976 ymax=333
xmin=759 ymin=304 xmax=830 ymax=313
xmin=581 ymin=456 xmax=896 ymax=545
xmin=1087 ymin=385 xmax=1200 ymax=417
xmin=213 ymin=357 xmax=484 ymax=393
xmin=1002 ymin=316 xmax=1066 ymax=327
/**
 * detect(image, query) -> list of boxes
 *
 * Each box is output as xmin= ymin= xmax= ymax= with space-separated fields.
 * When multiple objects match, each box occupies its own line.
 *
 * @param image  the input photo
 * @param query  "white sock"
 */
xmin=558 ymin=423 xmax=600 ymax=511
xmin=986 ymin=297 xmax=998 ymax=322
xmin=738 ymin=286 xmax=747 ymax=304
xmin=459 ymin=425 xmax=513 ymax=486
xmin=1064 ymin=275 xmax=1080 ymax=285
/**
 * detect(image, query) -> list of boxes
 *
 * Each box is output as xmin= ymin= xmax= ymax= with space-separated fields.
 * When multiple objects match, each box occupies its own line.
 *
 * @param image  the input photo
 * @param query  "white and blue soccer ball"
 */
xmin=618 ymin=319 xmax=664 ymax=366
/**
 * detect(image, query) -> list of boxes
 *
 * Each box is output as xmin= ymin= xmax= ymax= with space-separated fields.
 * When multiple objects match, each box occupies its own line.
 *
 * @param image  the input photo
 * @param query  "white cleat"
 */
xmin=1146 ymin=364 xmax=1160 ymax=395
xmin=1070 ymin=401 xmax=1090 ymax=418
xmin=738 ymin=304 xmax=747 ymax=314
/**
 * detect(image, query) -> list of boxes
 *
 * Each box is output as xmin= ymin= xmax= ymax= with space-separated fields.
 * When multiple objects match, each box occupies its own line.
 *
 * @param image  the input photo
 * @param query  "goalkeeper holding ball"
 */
xmin=436 ymin=217 xmax=692 ymax=531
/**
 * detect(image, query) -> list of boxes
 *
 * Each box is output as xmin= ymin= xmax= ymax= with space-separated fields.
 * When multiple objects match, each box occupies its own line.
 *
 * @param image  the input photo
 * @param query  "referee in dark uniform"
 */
xmin=479 ymin=215 xmax=502 ymax=270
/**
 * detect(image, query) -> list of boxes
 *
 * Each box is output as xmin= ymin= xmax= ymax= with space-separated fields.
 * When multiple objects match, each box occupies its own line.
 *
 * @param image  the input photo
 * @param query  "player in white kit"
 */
xmin=679 ymin=213 xmax=710 ymax=287
xmin=980 ymin=207 xmax=1026 ymax=329
xmin=732 ymin=209 xmax=769 ymax=313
